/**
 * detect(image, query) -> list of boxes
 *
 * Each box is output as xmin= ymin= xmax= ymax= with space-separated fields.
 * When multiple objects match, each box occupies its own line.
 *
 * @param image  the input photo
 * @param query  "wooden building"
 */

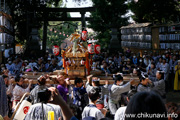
xmin=121 ymin=23 xmax=180 ymax=55
xmin=0 ymin=2 xmax=14 ymax=63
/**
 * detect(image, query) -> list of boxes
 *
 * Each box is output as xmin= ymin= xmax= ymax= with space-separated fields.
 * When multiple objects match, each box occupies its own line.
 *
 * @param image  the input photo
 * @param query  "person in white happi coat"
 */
xmin=108 ymin=75 xmax=134 ymax=115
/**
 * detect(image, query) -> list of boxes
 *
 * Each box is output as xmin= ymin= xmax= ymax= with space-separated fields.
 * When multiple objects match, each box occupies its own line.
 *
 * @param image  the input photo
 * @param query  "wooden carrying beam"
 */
xmin=13 ymin=79 xmax=140 ymax=85
xmin=17 ymin=72 xmax=140 ymax=85
xmin=21 ymin=77 xmax=139 ymax=85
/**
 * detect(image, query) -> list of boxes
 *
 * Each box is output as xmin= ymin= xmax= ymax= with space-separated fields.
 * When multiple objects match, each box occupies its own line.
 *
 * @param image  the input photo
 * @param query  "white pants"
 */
xmin=108 ymin=99 xmax=120 ymax=115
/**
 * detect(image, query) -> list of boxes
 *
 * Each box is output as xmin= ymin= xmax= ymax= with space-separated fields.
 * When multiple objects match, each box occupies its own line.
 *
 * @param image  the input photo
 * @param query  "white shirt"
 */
xmin=115 ymin=106 xmax=127 ymax=120
xmin=24 ymin=103 xmax=62 ymax=120
xmin=82 ymin=105 xmax=104 ymax=120
xmin=13 ymin=85 xmax=30 ymax=101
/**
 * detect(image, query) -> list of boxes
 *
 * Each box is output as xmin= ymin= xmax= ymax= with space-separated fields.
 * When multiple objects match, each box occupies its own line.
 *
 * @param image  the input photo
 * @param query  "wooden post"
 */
xmin=43 ymin=19 xmax=48 ymax=55
xmin=80 ymin=12 xmax=86 ymax=30
xmin=151 ymin=27 xmax=160 ymax=50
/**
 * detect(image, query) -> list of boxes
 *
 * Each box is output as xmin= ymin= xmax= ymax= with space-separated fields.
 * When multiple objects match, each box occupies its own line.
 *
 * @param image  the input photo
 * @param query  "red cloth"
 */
xmin=96 ymin=104 xmax=104 ymax=110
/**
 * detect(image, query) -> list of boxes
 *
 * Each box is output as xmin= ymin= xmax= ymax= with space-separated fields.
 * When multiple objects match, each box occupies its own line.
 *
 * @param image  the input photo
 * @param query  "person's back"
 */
xmin=31 ymin=85 xmax=47 ymax=104
xmin=25 ymin=88 xmax=63 ymax=120
xmin=152 ymin=79 xmax=165 ymax=99
xmin=24 ymin=103 xmax=62 ymax=120
xmin=82 ymin=104 xmax=104 ymax=120
xmin=137 ymin=83 xmax=151 ymax=92
xmin=30 ymin=76 xmax=47 ymax=104
xmin=82 ymin=87 xmax=105 ymax=120
xmin=137 ymin=74 xmax=151 ymax=92
xmin=114 ymin=106 xmax=126 ymax=120
xmin=115 ymin=90 xmax=137 ymax=120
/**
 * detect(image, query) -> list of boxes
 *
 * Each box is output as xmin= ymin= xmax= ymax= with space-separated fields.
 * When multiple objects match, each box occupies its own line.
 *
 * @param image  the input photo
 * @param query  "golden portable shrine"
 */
xmin=61 ymin=32 xmax=90 ymax=78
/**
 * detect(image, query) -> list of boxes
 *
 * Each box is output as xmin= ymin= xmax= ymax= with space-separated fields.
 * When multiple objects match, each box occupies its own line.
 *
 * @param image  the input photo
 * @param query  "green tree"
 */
xmin=128 ymin=0 xmax=180 ymax=23
xmin=7 ymin=0 xmax=64 ymax=44
xmin=46 ymin=21 xmax=77 ymax=48
xmin=7 ymin=0 xmax=85 ymax=44
xmin=88 ymin=0 xmax=129 ymax=50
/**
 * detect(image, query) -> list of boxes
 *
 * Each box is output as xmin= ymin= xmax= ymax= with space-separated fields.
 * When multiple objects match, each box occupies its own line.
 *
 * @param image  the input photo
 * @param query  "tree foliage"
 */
xmin=7 ymin=0 xmax=86 ymax=44
xmin=45 ymin=21 xmax=77 ymax=48
xmin=88 ymin=0 xmax=129 ymax=49
xmin=6 ymin=0 xmax=64 ymax=44
xmin=128 ymin=0 xmax=180 ymax=24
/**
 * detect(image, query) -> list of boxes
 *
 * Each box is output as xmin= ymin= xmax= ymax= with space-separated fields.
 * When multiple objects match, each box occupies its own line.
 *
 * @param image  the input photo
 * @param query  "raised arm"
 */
xmin=48 ymin=87 xmax=74 ymax=120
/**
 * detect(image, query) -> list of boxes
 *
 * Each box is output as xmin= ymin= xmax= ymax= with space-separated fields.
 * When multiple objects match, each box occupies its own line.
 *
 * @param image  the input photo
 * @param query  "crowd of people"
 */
xmin=0 ymin=48 xmax=180 ymax=120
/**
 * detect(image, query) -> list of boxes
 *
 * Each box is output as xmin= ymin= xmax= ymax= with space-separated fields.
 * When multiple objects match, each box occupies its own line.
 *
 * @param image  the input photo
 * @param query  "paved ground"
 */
xmin=166 ymin=91 xmax=180 ymax=105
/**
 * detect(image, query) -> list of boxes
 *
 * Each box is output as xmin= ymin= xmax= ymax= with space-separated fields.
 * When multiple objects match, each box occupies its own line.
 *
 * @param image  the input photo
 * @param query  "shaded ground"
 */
xmin=167 ymin=91 xmax=180 ymax=105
